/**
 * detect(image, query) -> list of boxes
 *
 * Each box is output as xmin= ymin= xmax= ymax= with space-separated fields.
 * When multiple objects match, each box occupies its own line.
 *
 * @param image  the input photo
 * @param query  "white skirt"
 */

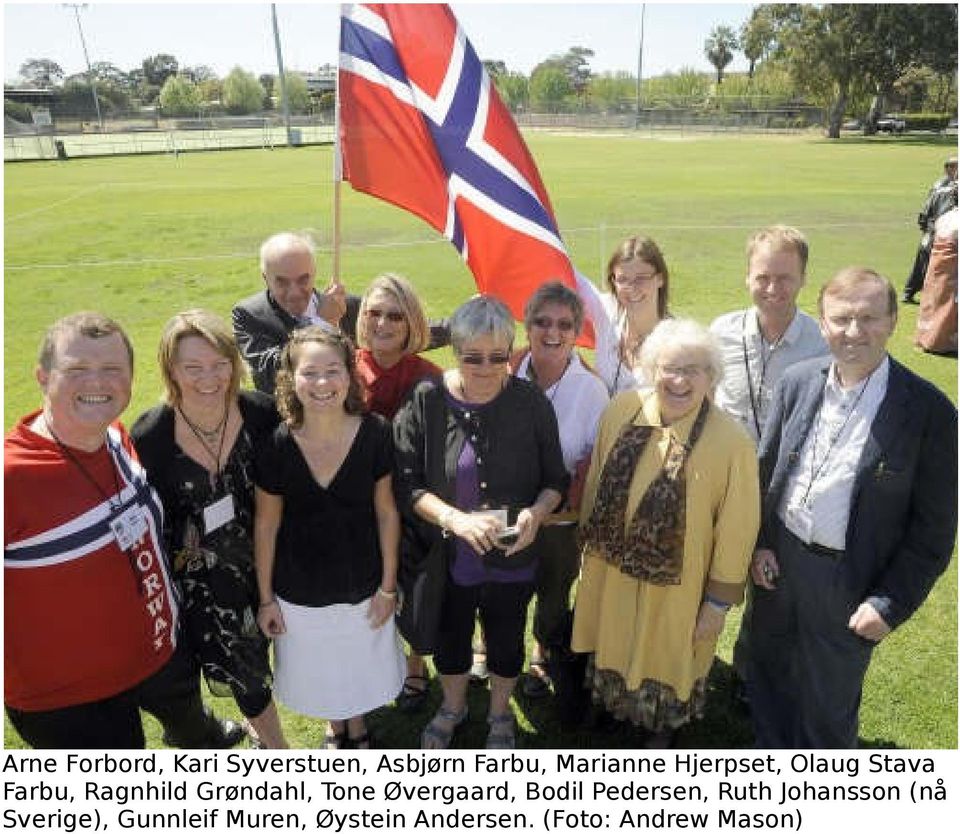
xmin=273 ymin=594 xmax=406 ymax=720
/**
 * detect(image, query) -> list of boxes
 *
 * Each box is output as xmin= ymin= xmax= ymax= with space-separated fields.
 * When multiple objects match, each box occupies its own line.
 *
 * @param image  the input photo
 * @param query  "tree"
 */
xmin=182 ymin=65 xmax=217 ymax=84
xmin=482 ymin=60 xmax=507 ymax=80
xmin=198 ymin=78 xmax=222 ymax=105
xmin=493 ymin=71 xmax=529 ymax=111
xmin=740 ymin=9 xmax=775 ymax=79
xmin=858 ymin=4 xmax=957 ymax=132
xmin=141 ymin=53 xmax=179 ymax=87
xmin=529 ymin=65 xmax=571 ymax=112
xmin=222 ymin=67 xmax=264 ymax=115
xmin=533 ymin=46 xmax=594 ymax=97
xmin=589 ymin=71 xmax=636 ymax=113
xmin=89 ymin=61 xmax=129 ymax=89
xmin=760 ymin=3 xmax=957 ymax=138
xmin=704 ymin=25 xmax=738 ymax=85
xmin=283 ymin=73 xmax=312 ymax=114
xmin=53 ymin=79 xmax=127 ymax=117
xmin=18 ymin=58 xmax=64 ymax=87
xmin=159 ymin=75 xmax=202 ymax=116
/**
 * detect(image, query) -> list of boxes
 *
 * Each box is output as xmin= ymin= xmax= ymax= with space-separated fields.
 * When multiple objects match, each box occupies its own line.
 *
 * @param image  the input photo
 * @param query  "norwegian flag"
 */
xmin=338 ymin=3 xmax=590 ymax=337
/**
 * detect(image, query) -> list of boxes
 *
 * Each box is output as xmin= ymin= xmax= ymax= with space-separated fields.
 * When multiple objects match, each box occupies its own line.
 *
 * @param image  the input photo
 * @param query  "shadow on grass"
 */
xmin=366 ymin=657 xmax=756 ymax=750
xmin=818 ymin=134 xmax=958 ymax=149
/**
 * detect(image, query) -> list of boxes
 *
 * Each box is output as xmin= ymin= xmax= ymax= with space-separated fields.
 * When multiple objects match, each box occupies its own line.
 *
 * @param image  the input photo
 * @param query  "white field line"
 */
xmin=6 ymin=185 xmax=106 ymax=222
xmin=4 ymin=220 xmax=903 ymax=272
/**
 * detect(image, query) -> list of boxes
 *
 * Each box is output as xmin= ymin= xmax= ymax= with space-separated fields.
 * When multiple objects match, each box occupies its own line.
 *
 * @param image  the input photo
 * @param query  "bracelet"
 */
xmin=704 ymin=594 xmax=731 ymax=613
xmin=259 ymin=598 xmax=277 ymax=609
xmin=377 ymin=587 xmax=397 ymax=600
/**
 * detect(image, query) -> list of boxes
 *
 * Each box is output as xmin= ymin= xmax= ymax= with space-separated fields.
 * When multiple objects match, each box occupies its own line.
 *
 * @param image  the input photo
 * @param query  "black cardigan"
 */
xmin=392 ymin=376 xmax=568 ymax=570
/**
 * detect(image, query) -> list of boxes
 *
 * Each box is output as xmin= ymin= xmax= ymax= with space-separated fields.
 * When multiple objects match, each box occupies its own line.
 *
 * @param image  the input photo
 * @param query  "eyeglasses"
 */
xmin=531 ymin=315 xmax=576 ymax=332
xmin=612 ymin=272 xmax=659 ymax=288
xmin=657 ymin=364 xmax=708 ymax=379
xmin=365 ymin=308 xmax=406 ymax=323
xmin=459 ymin=351 xmax=511 ymax=366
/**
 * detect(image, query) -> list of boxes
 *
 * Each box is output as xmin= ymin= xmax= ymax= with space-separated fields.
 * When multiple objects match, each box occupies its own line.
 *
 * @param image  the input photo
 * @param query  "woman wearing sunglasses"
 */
xmin=393 ymin=295 xmax=568 ymax=749
xmin=355 ymin=274 xmax=443 ymax=420
xmin=580 ymin=235 xmax=672 ymax=396
xmin=513 ymin=281 xmax=609 ymax=700
xmin=355 ymin=273 xmax=443 ymax=715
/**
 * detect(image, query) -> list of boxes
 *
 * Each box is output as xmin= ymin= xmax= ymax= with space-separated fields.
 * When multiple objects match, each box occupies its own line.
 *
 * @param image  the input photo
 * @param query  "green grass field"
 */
xmin=4 ymin=132 xmax=957 ymax=749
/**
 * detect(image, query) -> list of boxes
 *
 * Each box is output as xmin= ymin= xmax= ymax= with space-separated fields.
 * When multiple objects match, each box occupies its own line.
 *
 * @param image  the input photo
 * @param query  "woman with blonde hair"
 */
xmin=355 ymin=273 xmax=443 ymax=420
xmin=132 ymin=309 xmax=287 ymax=748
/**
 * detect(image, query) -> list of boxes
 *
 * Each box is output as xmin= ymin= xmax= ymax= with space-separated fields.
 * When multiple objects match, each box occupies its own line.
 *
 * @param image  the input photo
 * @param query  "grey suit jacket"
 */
xmin=757 ymin=355 xmax=957 ymax=630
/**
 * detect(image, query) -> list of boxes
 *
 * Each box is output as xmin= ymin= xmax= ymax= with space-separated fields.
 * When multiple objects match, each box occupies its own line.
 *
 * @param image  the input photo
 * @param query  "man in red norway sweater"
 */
xmin=5 ymin=313 xmax=241 ymax=748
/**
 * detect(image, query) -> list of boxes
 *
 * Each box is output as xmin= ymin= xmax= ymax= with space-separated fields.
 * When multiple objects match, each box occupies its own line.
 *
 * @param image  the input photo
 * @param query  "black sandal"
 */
xmin=349 ymin=731 xmax=374 ymax=750
xmin=396 ymin=674 xmax=430 ymax=713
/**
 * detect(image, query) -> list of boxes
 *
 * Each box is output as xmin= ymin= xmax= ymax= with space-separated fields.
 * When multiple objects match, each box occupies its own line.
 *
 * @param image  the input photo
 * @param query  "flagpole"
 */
xmin=332 ymin=6 xmax=344 ymax=284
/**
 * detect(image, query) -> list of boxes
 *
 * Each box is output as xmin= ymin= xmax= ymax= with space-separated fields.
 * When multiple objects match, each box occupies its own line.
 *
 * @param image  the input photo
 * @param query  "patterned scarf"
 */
xmin=579 ymin=398 xmax=710 ymax=584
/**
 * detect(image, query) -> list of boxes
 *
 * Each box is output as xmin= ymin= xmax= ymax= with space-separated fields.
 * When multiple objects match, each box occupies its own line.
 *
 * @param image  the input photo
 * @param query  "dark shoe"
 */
xmin=522 ymin=660 xmax=551 ymax=699
xmin=206 ymin=718 xmax=247 ymax=749
xmin=642 ymin=728 xmax=675 ymax=749
xmin=349 ymin=731 xmax=375 ymax=750
xmin=163 ymin=716 xmax=247 ymax=749
xmin=902 ymin=292 xmax=919 ymax=305
xmin=324 ymin=728 xmax=351 ymax=750
xmin=396 ymin=674 xmax=430 ymax=713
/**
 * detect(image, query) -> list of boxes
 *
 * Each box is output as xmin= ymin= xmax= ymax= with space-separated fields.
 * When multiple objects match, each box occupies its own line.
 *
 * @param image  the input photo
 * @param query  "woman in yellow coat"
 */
xmin=572 ymin=318 xmax=759 ymax=748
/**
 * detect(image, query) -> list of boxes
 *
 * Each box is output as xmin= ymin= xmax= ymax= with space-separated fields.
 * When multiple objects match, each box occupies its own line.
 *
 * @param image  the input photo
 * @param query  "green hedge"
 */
xmin=902 ymin=113 xmax=953 ymax=132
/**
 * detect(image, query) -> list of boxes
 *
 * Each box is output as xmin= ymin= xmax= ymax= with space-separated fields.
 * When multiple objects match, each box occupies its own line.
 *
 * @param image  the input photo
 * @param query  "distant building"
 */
xmin=304 ymin=65 xmax=336 ymax=94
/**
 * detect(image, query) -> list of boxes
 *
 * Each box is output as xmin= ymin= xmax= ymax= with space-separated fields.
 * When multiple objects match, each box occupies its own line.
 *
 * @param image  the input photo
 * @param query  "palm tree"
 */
xmin=704 ymin=25 xmax=738 ymax=85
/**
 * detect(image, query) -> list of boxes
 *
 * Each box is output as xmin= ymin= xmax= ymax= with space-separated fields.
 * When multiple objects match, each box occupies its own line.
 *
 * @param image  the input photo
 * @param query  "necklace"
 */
xmin=177 ymin=404 xmax=230 ymax=480
xmin=179 ymin=405 xmax=227 ymax=440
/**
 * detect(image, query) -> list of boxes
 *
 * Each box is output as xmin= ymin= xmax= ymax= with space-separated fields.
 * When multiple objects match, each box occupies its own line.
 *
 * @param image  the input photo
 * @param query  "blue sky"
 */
xmin=4 ymin=2 xmax=753 ymax=83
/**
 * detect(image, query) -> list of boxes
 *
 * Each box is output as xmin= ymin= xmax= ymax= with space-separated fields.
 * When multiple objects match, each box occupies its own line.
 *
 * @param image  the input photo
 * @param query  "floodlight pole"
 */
xmin=271 ymin=4 xmax=294 ymax=147
xmin=65 ymin=4 xmax=104 ymax=132
xmin=635 ymin=3 xmax=646 ymax=122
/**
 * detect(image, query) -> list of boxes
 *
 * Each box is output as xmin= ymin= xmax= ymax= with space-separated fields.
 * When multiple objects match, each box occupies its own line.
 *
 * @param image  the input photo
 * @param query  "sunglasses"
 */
xmin=459 ymin=351 xmax=511 ymax=366
xmin=531 ymin=315 xmax=575 ymax=332
xmin=365 ymin=308 xmax=406 ymax=323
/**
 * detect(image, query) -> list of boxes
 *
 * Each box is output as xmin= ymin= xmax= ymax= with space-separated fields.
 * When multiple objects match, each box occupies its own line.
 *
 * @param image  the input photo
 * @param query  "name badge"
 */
xmin=203 ymin=494 xmax=236 ymax=535
xmin=783 ymin=501 xmax=813 ymax=544
xmin=110 ymin=505 xmax=149 ymax=551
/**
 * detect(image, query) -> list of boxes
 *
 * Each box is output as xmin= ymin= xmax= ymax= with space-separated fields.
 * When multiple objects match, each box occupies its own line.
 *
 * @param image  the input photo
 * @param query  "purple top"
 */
xmin=447 ymin=392 xmax=537 ymax=587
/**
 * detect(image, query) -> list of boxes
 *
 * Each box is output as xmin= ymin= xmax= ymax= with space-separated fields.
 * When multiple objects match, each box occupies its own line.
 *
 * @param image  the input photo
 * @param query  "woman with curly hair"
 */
xmin=254 ymin=327 xmax=405 ymax=749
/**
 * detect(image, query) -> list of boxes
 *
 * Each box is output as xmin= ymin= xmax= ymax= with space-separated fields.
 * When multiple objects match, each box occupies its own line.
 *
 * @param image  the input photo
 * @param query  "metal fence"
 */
xmin=5 ymin=107 xmax=826 ymax=162
xmin=4 ymin=122 xmax=336 ymax=161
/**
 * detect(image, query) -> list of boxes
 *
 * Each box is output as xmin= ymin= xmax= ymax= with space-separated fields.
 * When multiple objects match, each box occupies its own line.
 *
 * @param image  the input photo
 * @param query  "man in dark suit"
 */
xmin=232 ymin=232 xmax=360 ymax=395
xmin=233 ymin=231 xmax=449 ymax=395
xmin=746 ymin=266 xmax=957 ymax=748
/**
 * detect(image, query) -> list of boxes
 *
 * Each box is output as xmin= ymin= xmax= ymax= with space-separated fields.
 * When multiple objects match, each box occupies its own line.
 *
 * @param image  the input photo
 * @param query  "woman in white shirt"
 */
xmin=513 ymin=281 xmax=610 ymax=699
xmin=579 ymin=235 xmax=672 ymax=395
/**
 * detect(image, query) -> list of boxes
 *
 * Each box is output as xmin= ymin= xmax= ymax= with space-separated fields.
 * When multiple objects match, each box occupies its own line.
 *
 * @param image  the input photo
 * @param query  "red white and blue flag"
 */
xmin=338 ymin=3 xmax=588 ymax=335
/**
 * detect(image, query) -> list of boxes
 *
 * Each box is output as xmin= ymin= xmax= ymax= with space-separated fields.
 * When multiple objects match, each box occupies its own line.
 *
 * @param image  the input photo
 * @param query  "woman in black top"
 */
xmin=254 ymin=328 xmax=405 ymax=750
xmin=132 ymin=310 xmax=287 ymax=748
